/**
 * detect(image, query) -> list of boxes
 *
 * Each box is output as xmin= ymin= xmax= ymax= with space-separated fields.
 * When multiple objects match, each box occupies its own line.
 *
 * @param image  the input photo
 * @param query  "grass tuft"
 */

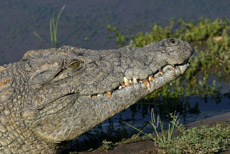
xmin=126 ymin=108 xmax=182 ymax=148
xmin=50 ymin=5 xmax=65 ymax=48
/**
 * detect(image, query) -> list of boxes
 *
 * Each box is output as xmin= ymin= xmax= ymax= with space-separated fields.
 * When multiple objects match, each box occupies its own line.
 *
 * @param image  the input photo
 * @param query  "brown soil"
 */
xmin=71 ymin=113 xmax=230 ymax=154
xmin=78 ymin=140 xmax=158 ymax=154
xmin=74 ymin=136 xmax=230 ymax=154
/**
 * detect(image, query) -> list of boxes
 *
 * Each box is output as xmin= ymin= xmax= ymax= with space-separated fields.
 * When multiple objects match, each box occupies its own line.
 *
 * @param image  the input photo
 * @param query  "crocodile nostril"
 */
xmin=169 ymin=38 xmax=176 ymax=44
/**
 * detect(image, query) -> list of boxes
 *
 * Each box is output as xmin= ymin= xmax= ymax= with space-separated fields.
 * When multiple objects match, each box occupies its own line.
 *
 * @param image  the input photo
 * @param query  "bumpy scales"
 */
xmin=0 ymin=38 xmax=193 ymax=153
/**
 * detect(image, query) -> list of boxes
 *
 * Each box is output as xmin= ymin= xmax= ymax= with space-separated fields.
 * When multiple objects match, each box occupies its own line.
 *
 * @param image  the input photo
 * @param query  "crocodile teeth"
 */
xmin=0 ymin=66 xmax=5 ymax=71
xmin=159 ymin=70 xmax=163 ymax=75
xmin=149 ymin=75 xmax=155 ymax=82
xmin=124 ymin=77 xmax=130 ymax=86
xmin=107 ymin=92 xmax=112 ymax=98
xmin=133 ymin=77 xmax=138 ymax=84
xmin=172 ymin=65 xmax=175 ymax=69
xmin=121 ymin=83 xmax=126 ymax=87
xmin=118 ymin=86 xmax=122 ymax=89
xmin=143 ymin=79 xmax=151 ymax=91
xmin=97 ymin=94 xmax=103 ymax=97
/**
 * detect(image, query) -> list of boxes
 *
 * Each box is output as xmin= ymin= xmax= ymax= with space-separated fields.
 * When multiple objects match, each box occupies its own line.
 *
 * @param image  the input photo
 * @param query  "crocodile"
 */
xmin=0 ymin=38 xmax=193 ymax=154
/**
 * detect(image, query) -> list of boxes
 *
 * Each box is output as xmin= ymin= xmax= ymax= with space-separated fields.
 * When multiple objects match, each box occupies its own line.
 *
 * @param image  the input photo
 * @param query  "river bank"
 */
xmin=73 ymin=112 xmax=230 ymax=154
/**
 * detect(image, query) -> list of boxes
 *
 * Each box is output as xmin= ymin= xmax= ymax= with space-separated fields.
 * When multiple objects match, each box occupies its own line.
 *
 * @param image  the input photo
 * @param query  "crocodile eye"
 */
xmin=67 ymin=61 xmax=82 ymax=70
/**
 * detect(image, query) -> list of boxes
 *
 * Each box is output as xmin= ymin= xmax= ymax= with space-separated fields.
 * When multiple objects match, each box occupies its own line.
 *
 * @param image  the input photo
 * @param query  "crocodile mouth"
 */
xmin=87 ymin=59 xmax=190 ymax=98
xmin=37 ymin=61 xmax=189 ymax=117
xmin=36 ymin=61 xmax=189 ymax=119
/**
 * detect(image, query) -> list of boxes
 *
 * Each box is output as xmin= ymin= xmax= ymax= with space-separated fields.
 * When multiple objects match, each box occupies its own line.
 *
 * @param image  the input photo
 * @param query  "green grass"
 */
xmin=164 ymin=123 xmax=230 ymax=154
xmin=125 ymin=109 xmax=181 ymax=148
xmin=33 ymin=5 xmax=65 ymax=48
xmin=33 ymin=31 xmax=44 ymax=43
xmin=50 ymin=5 xmax=65 ymax=48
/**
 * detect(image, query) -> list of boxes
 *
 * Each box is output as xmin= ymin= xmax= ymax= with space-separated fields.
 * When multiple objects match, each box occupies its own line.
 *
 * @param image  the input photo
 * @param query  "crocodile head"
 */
xmin=0 ymin=38 xmax=193 ymax=153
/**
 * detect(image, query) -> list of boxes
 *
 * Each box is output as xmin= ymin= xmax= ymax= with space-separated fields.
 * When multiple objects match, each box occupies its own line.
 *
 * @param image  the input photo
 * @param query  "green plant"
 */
xmin=150 ymin=109 xmax=181 ymax=148
xmin=164 ymin=123 xmax=230 ymax=154
xmin=126 ymin=108 xmax=181 ymax=148
xmin=50 ymin=5 xmax=65 ymax=48
xmin=100 ymin=139 xmax=115 ymax=150
xmin=33 ymin=31 xmax=44 ymax=43
xmin=108 ymin=24 xmax=127 ymax=47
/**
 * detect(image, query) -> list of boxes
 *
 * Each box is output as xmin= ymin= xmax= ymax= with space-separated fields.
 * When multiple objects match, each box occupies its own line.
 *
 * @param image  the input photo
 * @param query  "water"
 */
xmin=100 ymin=95 xmax=230 ymax=134
xmin=0 ymin=0 xmax=230 ymax=151
xmin=1 ymin=0 xmax=230 ymax=64
xmin=68 ymin=93 xmax=230 ymax=152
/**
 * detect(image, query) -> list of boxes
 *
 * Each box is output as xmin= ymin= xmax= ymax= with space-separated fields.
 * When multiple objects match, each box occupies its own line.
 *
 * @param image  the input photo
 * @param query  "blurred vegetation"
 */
xmin=108 ymin=18 xmax=230 ymax=115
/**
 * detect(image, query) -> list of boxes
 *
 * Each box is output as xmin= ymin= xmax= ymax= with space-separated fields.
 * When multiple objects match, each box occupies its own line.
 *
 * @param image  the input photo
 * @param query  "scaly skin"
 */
xmin=0 ymin=38 xmax=193 ymax=153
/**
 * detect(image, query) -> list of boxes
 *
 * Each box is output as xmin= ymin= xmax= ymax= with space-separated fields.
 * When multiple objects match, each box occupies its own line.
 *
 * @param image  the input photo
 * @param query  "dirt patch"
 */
xmin=78 ymin=140 xmax=158 ymax=154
